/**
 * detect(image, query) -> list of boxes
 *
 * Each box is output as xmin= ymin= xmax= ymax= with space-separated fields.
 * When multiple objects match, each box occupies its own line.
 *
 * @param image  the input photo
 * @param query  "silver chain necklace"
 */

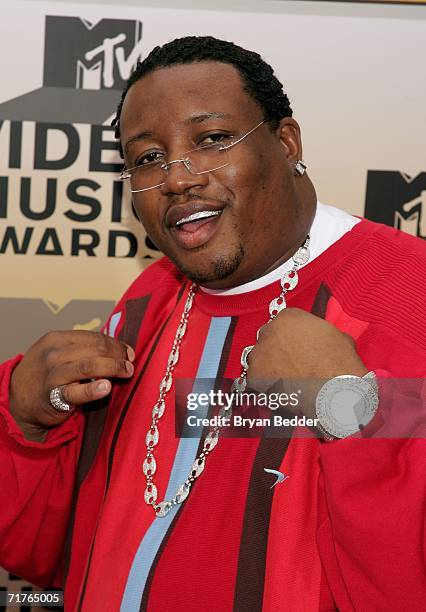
xmin=143 ymin=237 xmax=310 ymax=517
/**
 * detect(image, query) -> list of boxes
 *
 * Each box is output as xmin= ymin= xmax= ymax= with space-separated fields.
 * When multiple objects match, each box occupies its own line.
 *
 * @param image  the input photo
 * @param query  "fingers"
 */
xmin=60 ymin=379 xmax=113 ymax=407
xmin=37 ymin=330 xmax=134 ymax=365
xmin=40 ymin=333 xmax=136 ymax=409
xmin=46 ymin=353 xmax=135 ymax=408
xmin=54 ymin=355 xmax=134 ymax=384
xmin=9 ymin=330 xmax=137 ymax=438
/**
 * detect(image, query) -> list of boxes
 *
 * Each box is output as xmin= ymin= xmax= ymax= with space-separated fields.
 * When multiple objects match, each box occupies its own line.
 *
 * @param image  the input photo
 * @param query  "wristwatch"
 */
xmin=315 ymin=371 xmax=378 ymax=440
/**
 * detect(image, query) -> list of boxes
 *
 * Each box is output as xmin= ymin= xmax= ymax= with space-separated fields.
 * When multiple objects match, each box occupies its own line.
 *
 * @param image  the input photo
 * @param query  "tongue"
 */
xmin=178 ymin=216 xmax=218 ymax=233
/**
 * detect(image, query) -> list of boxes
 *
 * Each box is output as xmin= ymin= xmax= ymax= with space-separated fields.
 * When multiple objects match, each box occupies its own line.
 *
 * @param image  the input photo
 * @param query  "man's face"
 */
xmin=120 ymin=61 xmax=309 ymax=288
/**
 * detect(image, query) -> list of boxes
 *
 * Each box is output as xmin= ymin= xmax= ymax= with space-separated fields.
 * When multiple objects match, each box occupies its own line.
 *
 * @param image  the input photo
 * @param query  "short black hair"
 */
xmin=112 ymin=35 xmax=293 ymax=156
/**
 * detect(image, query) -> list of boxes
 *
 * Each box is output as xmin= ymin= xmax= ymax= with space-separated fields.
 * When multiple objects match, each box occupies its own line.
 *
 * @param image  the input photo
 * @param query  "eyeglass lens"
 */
xmin=129 ymin=145 xmax=229 ymax=191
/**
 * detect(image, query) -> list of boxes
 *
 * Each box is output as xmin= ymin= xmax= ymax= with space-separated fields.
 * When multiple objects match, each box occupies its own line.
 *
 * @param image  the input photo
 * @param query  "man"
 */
xmin=0 ymin=37 xmax=425 ymax=611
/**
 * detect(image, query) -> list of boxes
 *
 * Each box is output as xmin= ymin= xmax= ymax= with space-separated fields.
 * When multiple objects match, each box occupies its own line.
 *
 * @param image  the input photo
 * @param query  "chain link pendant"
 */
xmin=155 ymin=501 xmax=172 ymax=517
xmin=204 ymin=430 xmax=219 ymax=451
xmin=177 ymin=320 xmax=187 ymax=338
xmin=293 ymin=246 xmax=310 ymax=266
xmin=241 ymin=345 xmax=254 ymax=370
xmin=281 ymin=270 xmax=298 ymax=291
xmin=144 ymin=484 xmax=158 ymax=505
xmin=160 ymin=374 xmax=173 ymax=393
xmin=168 ymin=348 xmax=180 ymax=367
xmin=218 ymin=406 xmax=233 ymax=419
xmin=269 ymin=295 xmax=286 ymax=317
xmin=143 ymin=455 xmax=157 ymax=476
xmin=191 ymin=457 xmax=205 ymax=478
xmin=231 ymin=375 xmax=247 ymax=393
xmin=146 ymin=425 xmax=159 ymax=447
xmin=184 ymin=292 xmax=194 ymax=312
xmin=152 ymin=400 xmax=165 ymax=420
xmin=175 ymin=482 xmax=191 ymax=504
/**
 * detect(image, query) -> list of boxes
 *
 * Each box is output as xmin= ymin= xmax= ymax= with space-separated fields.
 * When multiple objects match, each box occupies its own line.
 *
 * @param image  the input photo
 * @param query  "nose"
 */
xmin=159 ymin=159 xmax=209 ymax=196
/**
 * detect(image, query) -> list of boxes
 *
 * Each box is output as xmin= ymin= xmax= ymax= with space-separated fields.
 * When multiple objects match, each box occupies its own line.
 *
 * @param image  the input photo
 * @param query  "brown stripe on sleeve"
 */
xmin=311 ymin=282 xmax=331 ymax=319
xmin=119 ymin=295 xmax=151 ymax=348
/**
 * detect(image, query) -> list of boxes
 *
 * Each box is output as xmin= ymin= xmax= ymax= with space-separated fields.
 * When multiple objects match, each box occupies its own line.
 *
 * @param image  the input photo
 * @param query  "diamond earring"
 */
xmin=295 ymin=160 xmax=307 ymax=176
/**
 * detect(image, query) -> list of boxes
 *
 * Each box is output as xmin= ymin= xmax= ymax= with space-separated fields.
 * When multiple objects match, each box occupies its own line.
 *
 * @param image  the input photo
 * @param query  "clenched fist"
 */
xmin=9 ymin=330 xmax=135 ymax=442
xmin=246 ymin=308 xmax=368 ymax=418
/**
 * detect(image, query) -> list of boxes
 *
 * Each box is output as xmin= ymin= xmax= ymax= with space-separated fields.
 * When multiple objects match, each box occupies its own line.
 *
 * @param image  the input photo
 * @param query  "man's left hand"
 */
xmin=246 ymin=308 xmax=368 ymax=418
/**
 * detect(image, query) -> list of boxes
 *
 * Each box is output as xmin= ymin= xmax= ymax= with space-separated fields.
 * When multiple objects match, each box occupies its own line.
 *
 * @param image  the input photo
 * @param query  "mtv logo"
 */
xmin=0 ymin=16 xmax=143 ymax=123
xmin=365 ymin=171 xmax=426 ymax=239
xmin=44 ymin=16 xmax=143 ymax=90
xmin=0 ymin=298 xmax=115 ymax=361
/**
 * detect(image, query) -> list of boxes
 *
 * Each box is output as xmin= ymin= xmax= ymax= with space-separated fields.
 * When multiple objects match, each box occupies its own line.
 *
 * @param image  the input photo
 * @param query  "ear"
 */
xmin=276 ymin=118 xmax=303 ymax=162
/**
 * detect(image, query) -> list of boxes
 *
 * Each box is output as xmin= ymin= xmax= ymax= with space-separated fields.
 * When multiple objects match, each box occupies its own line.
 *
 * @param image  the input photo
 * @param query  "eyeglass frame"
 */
xmin=119 ymin=119 xmax=266 ymax=193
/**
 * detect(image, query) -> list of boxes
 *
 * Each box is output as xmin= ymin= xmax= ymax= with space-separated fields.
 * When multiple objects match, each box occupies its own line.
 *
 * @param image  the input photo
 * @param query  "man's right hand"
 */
xmin=9 ymin=330 xmax=135 ymax=442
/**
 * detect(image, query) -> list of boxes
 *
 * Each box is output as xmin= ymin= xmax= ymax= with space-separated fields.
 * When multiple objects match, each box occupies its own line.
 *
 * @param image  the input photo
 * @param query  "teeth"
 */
xmin=176 ymin=210 xmax=221 ymax=227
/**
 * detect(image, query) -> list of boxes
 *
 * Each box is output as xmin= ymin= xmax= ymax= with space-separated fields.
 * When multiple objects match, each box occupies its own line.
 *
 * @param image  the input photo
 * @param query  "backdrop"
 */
xmin=0 ymin=0 xmax=425 ymax=608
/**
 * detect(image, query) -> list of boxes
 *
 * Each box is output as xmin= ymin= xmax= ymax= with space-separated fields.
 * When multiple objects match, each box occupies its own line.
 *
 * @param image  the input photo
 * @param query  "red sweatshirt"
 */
xmin=0 ymin=219 xmax=425 ymax=611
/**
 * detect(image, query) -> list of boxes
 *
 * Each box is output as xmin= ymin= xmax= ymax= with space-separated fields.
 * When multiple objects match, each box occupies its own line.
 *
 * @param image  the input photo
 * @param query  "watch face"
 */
xmin=316 ymin=376 xmax=378 ymax=438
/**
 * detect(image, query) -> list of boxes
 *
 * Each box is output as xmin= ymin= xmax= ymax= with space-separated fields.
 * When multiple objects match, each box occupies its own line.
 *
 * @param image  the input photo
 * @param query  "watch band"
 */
xmin=315 ymin=420 xmax=336 ymax=441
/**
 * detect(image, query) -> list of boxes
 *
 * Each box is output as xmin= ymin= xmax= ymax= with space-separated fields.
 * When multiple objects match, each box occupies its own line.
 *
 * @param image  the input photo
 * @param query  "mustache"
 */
xmin=167 ymin=191 xmax=229 ymax=208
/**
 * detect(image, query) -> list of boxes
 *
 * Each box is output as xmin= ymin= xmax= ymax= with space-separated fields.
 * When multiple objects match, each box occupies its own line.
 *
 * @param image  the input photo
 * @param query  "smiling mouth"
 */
xmin=175 ymin=210 xmax=222 ymax=228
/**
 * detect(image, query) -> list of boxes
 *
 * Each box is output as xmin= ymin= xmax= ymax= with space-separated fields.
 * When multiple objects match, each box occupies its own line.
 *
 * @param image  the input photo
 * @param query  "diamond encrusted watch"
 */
xmin=315 ymin=371 xmax=378 ymax=440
